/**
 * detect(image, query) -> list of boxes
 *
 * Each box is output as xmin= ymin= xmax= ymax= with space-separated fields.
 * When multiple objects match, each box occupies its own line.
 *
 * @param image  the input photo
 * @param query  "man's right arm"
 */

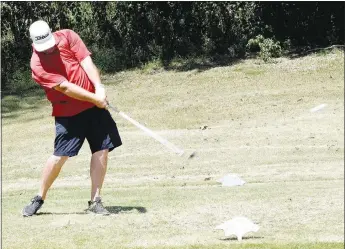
xmin=31 ymin=58 xmax=107 ymax=108
xmin=54 ymin=81 xmax=108 ymax=109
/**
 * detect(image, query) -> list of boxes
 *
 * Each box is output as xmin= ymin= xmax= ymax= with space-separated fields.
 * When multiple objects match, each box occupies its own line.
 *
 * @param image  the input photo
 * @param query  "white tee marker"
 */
xmin=217 ymin=174 xmax=245 ymax=187
xmin=215 ymin=216 xmax=260 ymax=241
xmin=310 ymin=104 xmax=327 ymax=113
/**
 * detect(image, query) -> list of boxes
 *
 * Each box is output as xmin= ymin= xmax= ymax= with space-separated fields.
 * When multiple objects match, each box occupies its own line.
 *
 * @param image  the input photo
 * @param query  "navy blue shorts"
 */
xmin=54 ymin=107 xmax=122 ymax=157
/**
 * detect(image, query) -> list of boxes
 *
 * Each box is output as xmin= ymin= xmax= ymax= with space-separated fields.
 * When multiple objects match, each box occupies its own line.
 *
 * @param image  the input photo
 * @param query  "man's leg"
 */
xmin=90 ymin=149 xmax=108 ymax=201
xmin=85 ymin=107 xmax=122 ymax=215
xmin=86 ymin=149 xmax=110 ymax=215
xmin=23 ymin=112 xmax=87 ymax=217
xmin=23 ymin=155 xmax=68 ymax=216
xmin=40 ymin=155 xmax=69 ymax=200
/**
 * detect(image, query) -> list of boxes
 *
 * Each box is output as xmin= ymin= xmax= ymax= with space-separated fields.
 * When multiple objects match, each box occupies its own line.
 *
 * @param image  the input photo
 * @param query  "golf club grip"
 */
xmin=108 ymin=105 xmax=184 ymax=156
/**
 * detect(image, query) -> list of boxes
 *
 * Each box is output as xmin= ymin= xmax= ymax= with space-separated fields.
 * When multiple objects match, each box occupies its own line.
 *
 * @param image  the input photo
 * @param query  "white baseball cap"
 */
xmin=29 ymin=20 xmax=56 ymax=52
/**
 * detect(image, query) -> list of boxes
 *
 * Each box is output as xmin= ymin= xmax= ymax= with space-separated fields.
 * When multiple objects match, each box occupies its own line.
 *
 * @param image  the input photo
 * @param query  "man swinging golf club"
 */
xmin=22 ymin=20 xmax=122 ymax=216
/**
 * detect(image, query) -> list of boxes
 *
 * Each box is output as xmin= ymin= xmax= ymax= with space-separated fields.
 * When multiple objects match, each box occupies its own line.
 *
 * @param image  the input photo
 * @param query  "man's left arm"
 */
xmin=81 ymin=56 xmax=106 ymax=98
xmin=66 ymin=29 xmax=106 ymax=99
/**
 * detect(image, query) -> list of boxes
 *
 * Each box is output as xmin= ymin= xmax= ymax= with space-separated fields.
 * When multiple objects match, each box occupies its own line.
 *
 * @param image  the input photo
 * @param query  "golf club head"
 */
xmin=177 ymin=150 xmax=196 ymax=160
xmin=188 ymin=151 xmax=197 ymax=159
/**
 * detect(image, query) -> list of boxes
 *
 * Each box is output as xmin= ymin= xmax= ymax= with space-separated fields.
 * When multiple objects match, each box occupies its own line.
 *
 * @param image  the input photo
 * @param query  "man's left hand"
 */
xmin=95 ymin=83 xmax=106 ymax=99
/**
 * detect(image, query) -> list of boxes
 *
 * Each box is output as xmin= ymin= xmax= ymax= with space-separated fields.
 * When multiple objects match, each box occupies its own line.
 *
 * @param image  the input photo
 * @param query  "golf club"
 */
xmin=107 ymin=104 xmax=186 ymax=156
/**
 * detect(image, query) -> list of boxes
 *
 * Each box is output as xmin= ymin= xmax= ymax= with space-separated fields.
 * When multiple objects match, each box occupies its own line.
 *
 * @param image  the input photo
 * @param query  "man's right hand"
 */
xmin=93 ymin=94 xmax=108 ymax=109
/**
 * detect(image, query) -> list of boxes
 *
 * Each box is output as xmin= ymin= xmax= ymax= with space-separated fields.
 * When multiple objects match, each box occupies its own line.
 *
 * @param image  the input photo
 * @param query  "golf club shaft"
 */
xmin=108 ymin=104 xmax=184 ymax=156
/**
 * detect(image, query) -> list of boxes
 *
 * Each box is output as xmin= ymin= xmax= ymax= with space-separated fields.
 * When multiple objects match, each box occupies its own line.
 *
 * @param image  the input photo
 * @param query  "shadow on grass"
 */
xmin=35 ymin=206 xmax=147 ymax=216
xmin=105 ymin=206 xmax=147 ymax=214
xmin=163 ymin=55 xmax=243 ymax=73
xmin=164 ymin=46 xmax=344 ymax=71
xmin=219 ymin=236 xmax=264 ymax=241
xmin=286 ymin=45 xmax=344 ymax=59
xmin=36 ymin=211 xmax=87 ymax=216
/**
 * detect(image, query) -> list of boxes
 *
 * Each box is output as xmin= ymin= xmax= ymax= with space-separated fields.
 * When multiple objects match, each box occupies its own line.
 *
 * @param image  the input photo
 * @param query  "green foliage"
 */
xmin=247 ymin=35 xmax=282 ymax=62
xmin=1 ymin=2 xmax=344 ymax=94
xmin=6 ymin=69 xmax=38 ymax=94
xmin=260 ymin=2 xmax=345 ymax=47
xmin=92 ymin=47 xmax=126 ymax=74
xmin=247 ymin=35 xmax=265 ymax=52
xmin=259 ymin=38 xmax=282 ymax=62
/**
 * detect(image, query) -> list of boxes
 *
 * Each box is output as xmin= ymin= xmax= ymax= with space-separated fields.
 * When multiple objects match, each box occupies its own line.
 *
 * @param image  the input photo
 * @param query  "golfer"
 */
xmin=22 ymin=20 xmax=122 ymax=216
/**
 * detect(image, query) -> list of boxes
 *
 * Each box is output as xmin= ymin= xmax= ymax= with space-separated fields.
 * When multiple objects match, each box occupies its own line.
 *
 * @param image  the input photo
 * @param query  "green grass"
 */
xmin=2 ymin=49 xmax=344 ymax=248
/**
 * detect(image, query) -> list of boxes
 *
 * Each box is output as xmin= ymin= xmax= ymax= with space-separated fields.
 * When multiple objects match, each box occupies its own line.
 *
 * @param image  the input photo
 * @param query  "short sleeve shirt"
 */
xmin=31 ymin=29 xmax=95 ymax=117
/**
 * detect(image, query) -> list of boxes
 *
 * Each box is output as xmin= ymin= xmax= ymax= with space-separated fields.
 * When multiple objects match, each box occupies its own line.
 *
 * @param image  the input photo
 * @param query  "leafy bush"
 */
xmin=92 ymin=47 xmax=126 ymax=74
xmin=6 ymin=69 xmax=38 ymax=94
xmin=247 ymin=35 xmax=282 ymax=62
xmin=259 ymin=38 xmax=282 ymax=62
xmin=247 ymin=35 xmax=265 ymax=52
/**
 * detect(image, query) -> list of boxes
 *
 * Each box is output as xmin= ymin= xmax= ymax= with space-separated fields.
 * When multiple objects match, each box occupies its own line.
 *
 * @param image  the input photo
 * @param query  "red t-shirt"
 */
xmin=31 ymin=29 xmax=95 ymax=116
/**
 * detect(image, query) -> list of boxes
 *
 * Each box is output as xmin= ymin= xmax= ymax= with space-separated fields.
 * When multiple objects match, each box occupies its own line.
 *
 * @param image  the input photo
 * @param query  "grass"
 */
xmin=146 ymin=244 xmax=345 ymax=249
xmin=2 ymin=49 xmax=344 ymax=248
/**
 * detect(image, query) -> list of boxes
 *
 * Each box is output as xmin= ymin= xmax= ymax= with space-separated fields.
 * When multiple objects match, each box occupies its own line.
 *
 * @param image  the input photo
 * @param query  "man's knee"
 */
xmin=92 ymin=149 xmax=109 ymax=158
xmin=48 ymin=155 xmax=68 ymax=166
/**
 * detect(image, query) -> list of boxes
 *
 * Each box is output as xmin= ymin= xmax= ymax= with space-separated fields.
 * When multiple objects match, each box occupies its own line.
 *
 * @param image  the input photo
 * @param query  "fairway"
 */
xmin=2 ymin=50 xmax=344 ymax=248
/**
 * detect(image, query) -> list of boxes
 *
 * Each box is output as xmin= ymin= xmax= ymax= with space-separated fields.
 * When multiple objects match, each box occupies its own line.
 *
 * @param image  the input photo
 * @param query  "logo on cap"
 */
xmin=35 ymin=33 xmax=50 ymax=41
